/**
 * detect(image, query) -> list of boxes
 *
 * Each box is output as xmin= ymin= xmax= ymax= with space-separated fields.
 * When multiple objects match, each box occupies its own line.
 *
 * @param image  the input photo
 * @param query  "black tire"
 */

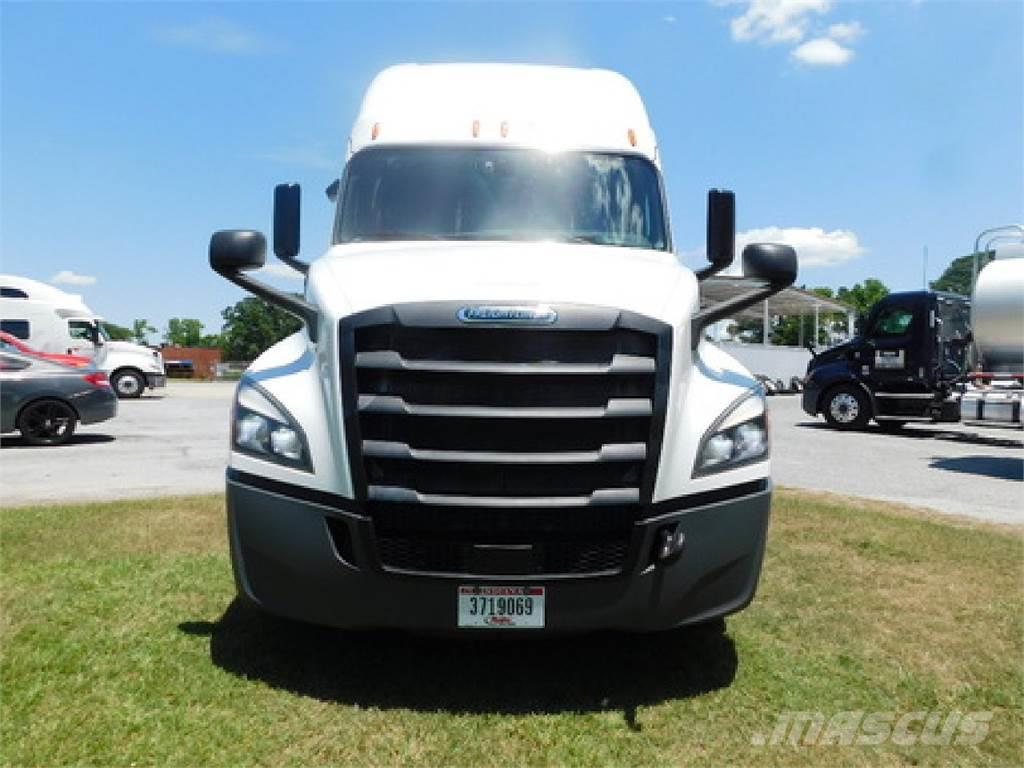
xmin=822 ymin=384 xmax=871 ymax=430
xmin=111 ymin=369 xmax=145 ymax=399
xmin=17 ymin=399 xmax=77 ymax=446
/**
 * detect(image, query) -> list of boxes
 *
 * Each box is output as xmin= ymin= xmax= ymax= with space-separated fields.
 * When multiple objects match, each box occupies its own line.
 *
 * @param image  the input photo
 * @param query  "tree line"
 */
xmin=105 ymin=297 xmax=301 ymax=362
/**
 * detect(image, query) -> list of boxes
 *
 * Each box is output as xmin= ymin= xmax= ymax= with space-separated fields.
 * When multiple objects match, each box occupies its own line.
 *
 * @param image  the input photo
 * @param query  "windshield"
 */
xmin=335 ymin=147 xmax=669 ymax=251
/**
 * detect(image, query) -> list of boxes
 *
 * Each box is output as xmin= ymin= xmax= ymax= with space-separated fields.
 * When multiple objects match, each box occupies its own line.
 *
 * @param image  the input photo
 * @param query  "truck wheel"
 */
xmin=112 ymin=369 xmax=145 ymax=399
xmin=17 ymin=399 xmax=78 ymax=446
xmin=822 ymin=385 xmax=870 ymax=430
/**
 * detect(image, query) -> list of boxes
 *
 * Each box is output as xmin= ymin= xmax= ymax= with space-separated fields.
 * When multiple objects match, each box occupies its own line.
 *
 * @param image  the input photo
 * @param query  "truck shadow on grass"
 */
xmin=180 ymin=599 xmax=737 ymax=720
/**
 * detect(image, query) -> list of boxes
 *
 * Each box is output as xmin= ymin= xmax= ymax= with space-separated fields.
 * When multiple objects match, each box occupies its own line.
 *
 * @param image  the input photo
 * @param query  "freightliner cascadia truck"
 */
xmin=209 ymin=64 xmax=798 ymax=631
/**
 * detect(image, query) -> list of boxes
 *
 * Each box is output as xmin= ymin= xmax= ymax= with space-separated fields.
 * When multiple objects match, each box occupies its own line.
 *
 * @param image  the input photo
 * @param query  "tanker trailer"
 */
xmin=961 ymin=251 xmax=1024 ymax=425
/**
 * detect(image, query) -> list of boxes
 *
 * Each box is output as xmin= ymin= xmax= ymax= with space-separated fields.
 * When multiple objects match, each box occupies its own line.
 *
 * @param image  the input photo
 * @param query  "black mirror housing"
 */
xmin=741 ymin=243 xmax=797 ymax=287
xmin=209 ymin=230 xmax=267 ymax=273
xmin=695 ymin=189 xmax=735 ymax=281
xmin=274 ymin=183 xmax=301 ymax=260
xmin=707 ymin=189 xmax=735 ymax=268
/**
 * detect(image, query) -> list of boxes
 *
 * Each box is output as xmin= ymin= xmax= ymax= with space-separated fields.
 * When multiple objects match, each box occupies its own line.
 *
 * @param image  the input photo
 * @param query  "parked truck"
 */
xmin=802 ymin=248 xmax=1023 ymax=429
xmin=208 ymin=64 xmax=798 ymax=632
xmin=0 ymin=275 xmax=167 ymax=398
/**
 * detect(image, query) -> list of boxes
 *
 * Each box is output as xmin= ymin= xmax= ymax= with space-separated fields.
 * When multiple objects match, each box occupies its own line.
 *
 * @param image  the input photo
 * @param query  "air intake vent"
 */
xmin=340 ymin=303 xmax=671 ymax=576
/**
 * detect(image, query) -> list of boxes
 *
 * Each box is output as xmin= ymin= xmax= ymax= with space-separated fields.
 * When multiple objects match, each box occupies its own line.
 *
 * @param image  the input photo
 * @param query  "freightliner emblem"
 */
xmin=456 ymin=305 xmax=558 ymax=325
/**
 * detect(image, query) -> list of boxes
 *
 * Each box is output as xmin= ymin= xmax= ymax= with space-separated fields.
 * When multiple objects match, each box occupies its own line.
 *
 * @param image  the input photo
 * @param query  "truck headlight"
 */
xmin=232 ymin=379 xmax=312 ymax=471
xmin=693 ymin=390 xmax=769 ymax=477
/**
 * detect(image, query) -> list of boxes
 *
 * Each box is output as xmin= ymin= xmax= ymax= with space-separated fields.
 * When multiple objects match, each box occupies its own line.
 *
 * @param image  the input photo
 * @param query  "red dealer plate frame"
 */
xmin=457 ymin=585 xmax=546 ymax=629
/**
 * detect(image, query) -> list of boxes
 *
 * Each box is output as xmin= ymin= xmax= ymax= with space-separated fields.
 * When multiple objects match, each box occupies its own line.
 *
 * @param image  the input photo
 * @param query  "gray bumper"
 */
xmin=226 ymin=472 xmax=772 ymax=632
xmin=146 ymin=373 xmax=167 ymax=389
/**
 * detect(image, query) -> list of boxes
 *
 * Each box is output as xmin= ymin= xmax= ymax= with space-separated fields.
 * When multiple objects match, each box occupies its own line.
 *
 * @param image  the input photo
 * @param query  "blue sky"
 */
xmin=2 ymin=1 xmax=1021 ymax=337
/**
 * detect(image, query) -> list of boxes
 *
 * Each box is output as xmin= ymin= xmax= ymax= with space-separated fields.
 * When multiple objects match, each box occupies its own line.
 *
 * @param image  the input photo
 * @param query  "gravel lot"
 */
xmin=2 ymin=382 xmax=1021 ymax=524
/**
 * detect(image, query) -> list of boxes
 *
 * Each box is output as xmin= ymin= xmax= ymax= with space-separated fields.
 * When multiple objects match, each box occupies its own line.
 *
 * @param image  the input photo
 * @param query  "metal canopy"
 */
xmin=700 ymin=277 xmax=854 ymax=319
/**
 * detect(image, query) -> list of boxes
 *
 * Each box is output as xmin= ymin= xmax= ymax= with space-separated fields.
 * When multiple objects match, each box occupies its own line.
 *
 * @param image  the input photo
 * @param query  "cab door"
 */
xmin=66 ymin=319 xmax=98 ymax=358
xmin=864 ymin=300 xmax=926 ymax=389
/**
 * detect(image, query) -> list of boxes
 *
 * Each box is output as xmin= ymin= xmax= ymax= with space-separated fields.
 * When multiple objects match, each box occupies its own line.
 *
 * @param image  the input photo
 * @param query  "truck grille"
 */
xmin=340 ymin=303 xmax=671 ymax=577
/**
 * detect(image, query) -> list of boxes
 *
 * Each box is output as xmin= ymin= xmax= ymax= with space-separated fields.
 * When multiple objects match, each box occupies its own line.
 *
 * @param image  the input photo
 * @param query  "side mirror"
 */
xmin=325 ymin=178 xmax=340 ymax=203
xmin=209 ymin=230 xmax=267 ymax=273
xmin=274 ymin=183 xmax=301 ymax=261
xmin=741 ymin=243 xmax=797 ymax=288
xmin=207 ymin=226 xmax=319 ymax=341
xmin=696 ymin=189 xmax=735 ymax=280
xmin=691 ymin=239 xmax=800 ymax=349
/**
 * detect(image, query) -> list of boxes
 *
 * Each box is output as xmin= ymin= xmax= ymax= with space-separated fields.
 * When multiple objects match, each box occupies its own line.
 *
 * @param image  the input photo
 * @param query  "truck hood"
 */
xmin=309 ymin=241 xmax=697 ymax=326
xmin=104 ymin=340 xmax=157 ymax=357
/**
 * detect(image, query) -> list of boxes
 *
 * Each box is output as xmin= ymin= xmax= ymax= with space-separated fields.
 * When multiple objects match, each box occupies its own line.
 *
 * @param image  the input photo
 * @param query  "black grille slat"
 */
xmin=358 ymin=414 xmax=651 ymax=452
xmin=355 ymin=326 xmax=656 ymax=363
xmin=370 ymin=502 xmax=635 ymax=541
xmin=356 ymin=370 xmax=654 ymax=407
xmin=376 ymin=537 xmax=630 ymax=575
xmin=365 ymin=458 xmax=644 ymax=496
xmin=340 ymin=303 xmax=671 ymax=577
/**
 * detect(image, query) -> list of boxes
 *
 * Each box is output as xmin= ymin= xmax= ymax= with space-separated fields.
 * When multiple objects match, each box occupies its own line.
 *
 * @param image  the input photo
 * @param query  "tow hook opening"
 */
xmin=653 ymin=524 xmax=685 ymax=565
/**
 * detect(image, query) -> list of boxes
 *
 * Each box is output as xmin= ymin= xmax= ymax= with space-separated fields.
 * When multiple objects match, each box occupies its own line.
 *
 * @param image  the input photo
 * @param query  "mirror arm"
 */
xmin=694 ymin=262 xmax=728 ymax=282
xmin=690 ymin=285 xmax=782 ymax=350
xmin=277 ymin=255 xmax=309 ymax=275
xmin=214 ymin=267 xmax=319 ymax=342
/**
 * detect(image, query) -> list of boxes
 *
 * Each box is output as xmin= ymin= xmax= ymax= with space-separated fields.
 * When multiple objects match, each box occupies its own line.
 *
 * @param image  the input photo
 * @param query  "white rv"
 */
xmin=0 ymin=275 xmax=166 ymax=398
xmin=209 ymin=64 xmax=798 ymax=632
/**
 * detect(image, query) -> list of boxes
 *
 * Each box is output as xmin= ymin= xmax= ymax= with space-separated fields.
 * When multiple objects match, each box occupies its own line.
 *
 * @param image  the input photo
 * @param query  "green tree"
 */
xmin=131 ymin=319 xmax=157 ymax=345
xmin=930 ymin=251 xmax=993 ymax=296
xmin=836 ymin=278 xmax=890 ymax=315
xmin=100 ymin=321 xmax=133 ymax=341
xmin=219 ymin=297 xmax=302 ymax=361
xmin=164 ymin=318 xmax=206 ymax=347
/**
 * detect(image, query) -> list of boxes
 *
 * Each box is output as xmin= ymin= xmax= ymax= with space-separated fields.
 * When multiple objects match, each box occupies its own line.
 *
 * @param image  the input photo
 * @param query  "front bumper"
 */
xmin=226 ymin=471 xmax=772 ymax=632
xmin=801 ymin=379 xmax=822 ymax=417
xmin=146 ymin=373 xmax=167 ymax=389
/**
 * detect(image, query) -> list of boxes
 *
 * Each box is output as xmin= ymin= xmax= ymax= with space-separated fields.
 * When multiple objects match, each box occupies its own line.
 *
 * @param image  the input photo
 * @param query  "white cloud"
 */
xmin=736 ymin=226 xmax=864 ymax=268
xmin=153 ymin=18 xmax=268 ymax=56
xmin=730 ymin=0 xmax=832 ymax=44
xmin=50 ymin=270 xmax=97 ymax=286
xmin=663 ymin=15 xmax=678 ymax=24
xmin=791 ymin=37 xmax=854 ymax=66
xmin=827 ymin=20 xmax=865 ymax=42
xmin=721 ymin=1 xmax=864 ymax=67
xmin=257 ymin=263 xmax=305 ymax=281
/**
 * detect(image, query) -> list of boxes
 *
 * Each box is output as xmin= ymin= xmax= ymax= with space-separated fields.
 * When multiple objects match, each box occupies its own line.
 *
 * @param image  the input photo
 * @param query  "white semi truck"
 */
xmin=0 ymin=275 xmax=166 ymax=398
xmin=209 ymin=64 xmax=798 ymax=631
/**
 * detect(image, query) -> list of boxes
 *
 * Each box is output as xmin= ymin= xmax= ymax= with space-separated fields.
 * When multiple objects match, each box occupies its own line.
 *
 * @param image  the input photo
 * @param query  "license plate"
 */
xmin=458 ymin=585 xmax=545 ymax=629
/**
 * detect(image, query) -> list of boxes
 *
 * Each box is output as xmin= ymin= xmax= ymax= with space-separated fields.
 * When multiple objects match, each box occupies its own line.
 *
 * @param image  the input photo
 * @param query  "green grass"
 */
xmin=1 ymin=491 xmax=1021 ymax=767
